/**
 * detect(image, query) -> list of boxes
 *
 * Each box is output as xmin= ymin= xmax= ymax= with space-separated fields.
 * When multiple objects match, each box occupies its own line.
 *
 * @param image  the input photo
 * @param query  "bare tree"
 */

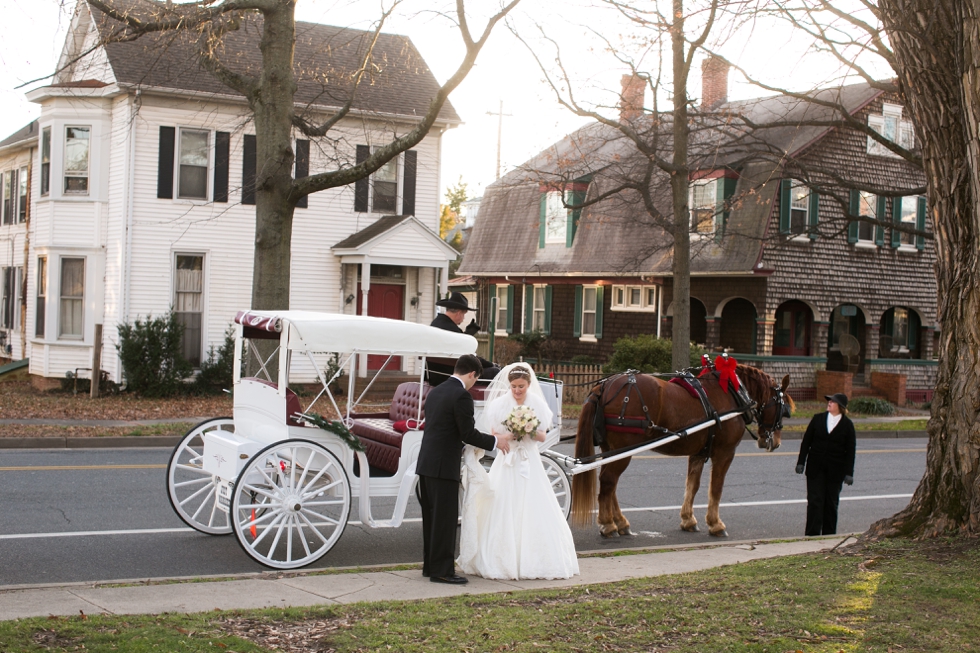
xmin=76 ymin=0 xmax=520 ymax=312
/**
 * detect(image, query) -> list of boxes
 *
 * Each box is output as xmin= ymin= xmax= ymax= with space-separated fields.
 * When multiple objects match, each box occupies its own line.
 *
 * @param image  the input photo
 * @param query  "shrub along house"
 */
xmin=459 ymin=60 xmax=937 ymax=403
xmin=1 ymin=0 xmax=461 ymax=385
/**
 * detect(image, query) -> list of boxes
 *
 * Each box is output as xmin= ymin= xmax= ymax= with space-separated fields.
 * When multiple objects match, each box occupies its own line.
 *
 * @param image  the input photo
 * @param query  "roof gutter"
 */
xmin=0 ymin=136 xmax=38 ymax=156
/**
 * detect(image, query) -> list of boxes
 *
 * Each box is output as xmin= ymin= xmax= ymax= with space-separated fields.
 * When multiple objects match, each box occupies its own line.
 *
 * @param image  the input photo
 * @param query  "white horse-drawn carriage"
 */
xmin=166 ymin=310 xmax=569 ymax=570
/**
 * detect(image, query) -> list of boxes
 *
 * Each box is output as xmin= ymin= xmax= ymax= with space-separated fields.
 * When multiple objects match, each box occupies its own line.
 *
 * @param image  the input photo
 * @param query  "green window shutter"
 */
xmin=848 ymin=190 xmax=859 ymax=243
xmin=525 ymin=285 xmax=534 ymax=332
xmin=807 ymin=190 xmax=819 ymax=240
xmin=883 ymin=309 xmax=894 ymax=337
xmin=916 ymin=196 xmax=927 ymax=250
xmin=566 ymin=189 xmax=584 ymax=247
xmin=909 ymin=310 xmax=920 ymax=350
xmin=506 ymin=285 xmax=514 ymax=333
xmin=538 ymin=194 xmax=547 ymax=248
xmin=544 ymin=286 xmax=553 ymax=335
xmin=875 ymin=195 xmax=886 ymax=245
xmin=779 ymin=179 xmax=792 ymax=235
xmin=573 ymin=285 xmax=583 ymax=337
xmin=714 ymin=177 xmax=737 ymax=243
xmin=488 ymin=284 xmax=496 ymax=331
xmin=594 ymin=286 xmax=604 ymax=339
xmin=891 ymin=198 xmax=903 ymax=248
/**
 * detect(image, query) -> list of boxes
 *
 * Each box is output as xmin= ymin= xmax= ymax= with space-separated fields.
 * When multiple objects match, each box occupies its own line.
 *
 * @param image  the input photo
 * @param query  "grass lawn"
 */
xmin=1 ymin=537 xmax=976 ymax=652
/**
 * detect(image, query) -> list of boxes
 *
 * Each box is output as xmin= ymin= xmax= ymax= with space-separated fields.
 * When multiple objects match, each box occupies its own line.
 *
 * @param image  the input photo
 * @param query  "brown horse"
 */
xmin=570 ymin=365 xmax=793 ymax=537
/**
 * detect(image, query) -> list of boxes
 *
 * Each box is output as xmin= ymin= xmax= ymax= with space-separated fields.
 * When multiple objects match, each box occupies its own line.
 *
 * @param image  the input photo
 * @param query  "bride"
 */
xmin=456 ymin=362 xmax=580 ymax=580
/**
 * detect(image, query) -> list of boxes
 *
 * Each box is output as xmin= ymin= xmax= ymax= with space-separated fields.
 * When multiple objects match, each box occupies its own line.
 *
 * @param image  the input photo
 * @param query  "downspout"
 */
xmin=21 ymin=149 xmax=33 ymax=360
xmin=121 ymin=90 xmax=139 ymax=384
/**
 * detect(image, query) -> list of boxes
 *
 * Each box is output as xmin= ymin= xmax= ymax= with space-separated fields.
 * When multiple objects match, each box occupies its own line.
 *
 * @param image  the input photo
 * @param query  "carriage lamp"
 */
xmin=345 ymin=293 xmax=355 ymax=305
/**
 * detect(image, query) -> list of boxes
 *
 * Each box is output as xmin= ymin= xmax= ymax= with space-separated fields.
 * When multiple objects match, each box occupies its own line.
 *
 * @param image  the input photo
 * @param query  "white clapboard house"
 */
xmin=0 ymin=0 xmax=461 ymax=384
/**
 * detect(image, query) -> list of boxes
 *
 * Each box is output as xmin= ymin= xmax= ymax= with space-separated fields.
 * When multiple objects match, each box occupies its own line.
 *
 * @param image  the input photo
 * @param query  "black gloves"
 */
xmin=844 ymin=475 xmax=853 ymax=486
xmin=795 ymin=464 xmax=804 ymax=474
xmin=464 ymin=319 xmax=480 ymax=336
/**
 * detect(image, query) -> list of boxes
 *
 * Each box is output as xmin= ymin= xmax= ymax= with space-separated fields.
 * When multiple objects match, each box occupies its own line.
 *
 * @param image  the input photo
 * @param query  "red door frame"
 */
xmin=772 ymin=300 xmax=812 ymax=356
xmin=357 ymin=283 xmax=405 ymax=370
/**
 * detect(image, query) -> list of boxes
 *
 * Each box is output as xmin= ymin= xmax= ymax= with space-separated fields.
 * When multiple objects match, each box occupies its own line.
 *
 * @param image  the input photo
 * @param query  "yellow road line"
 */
xmin=0 ymin=464 xmax=167 ymax=471
xmin=633 ymin=448 xmax=926 ymax=459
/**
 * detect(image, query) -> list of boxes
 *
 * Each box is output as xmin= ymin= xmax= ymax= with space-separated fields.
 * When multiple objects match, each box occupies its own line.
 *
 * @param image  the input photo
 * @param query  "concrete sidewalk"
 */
xmin=0 ymin=537 xmax=849 ymax=620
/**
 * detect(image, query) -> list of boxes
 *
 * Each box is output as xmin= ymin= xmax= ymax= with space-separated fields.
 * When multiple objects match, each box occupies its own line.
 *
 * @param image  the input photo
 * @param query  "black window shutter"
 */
xmin=402 ymin=150 xmax=417 ymax=216
xmin=213 ymin=131 xmax=230 ymax=203
xmin=242 ymin=134 xmax=256 ymax=206
xmin=157 ymin=126 xmax=175 ymax=199
xmin=294 ymin=139 xmax=309 ymax=209
xmin=354 ymin=145 xmax=369 ymax=212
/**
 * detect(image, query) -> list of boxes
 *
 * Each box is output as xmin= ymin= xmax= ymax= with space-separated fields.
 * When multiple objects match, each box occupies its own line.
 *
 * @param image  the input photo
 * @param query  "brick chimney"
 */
xmin=701 ymin=56 xmax=730 ymax=109
xmin=620 ymin=74 xmax=645 ymax=122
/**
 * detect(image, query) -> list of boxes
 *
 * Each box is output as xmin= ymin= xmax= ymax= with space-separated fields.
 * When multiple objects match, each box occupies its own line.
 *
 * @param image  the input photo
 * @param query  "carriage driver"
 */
xmin=428 ymin=292 xmax=500 ymax=383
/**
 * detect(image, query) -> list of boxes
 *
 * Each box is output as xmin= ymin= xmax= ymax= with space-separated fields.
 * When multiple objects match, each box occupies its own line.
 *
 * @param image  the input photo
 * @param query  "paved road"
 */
xmin=0 ymin=439 xmax=925 ymax=587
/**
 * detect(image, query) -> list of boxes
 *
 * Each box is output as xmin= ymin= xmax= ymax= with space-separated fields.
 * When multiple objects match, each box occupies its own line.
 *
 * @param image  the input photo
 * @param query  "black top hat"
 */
xmin=824 ymin=393 xmax=849 ymax=409
xmin=436 ymin=291 xmax=476 ymax=311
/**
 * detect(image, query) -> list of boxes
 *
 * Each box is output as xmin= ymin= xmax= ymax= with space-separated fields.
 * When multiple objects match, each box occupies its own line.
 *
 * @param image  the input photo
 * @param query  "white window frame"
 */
xmin=58 ymin=256 xmax=85 ymax=340
xmin=789 ymin=180 xmax=809 ymax=237
xmin=35 ymin=256 xmax=47 ymax=339
xmin=531 ymin=285 xmax=547 ymax=332
xmin=174 ymin=252 xmax=206 ymax=367
xmin=610 ymin=284 xmax=658 ymax=312
xmin=370 ymin=149 xmax=400 ymax=214
xmin=40 ymin=127 xmax=51 ymax=196
xmin=1 ymin=170 xmax=11 ymax=225
xmin=581 ymin=285 xmax=598 ymax=340
xmin=176 ymin=127 xmax=211 ymax=201
xmin=1 ymin=266 xmax=20 ymax=330
xmin=689 ymin=178 xmax=718 ymax=235
xmin=493 ymin=285 xmax=509 ymax=335
xmin=544 ymin=190 xmax=567 ymax=244
xmin=63 ymin=125 xmax=91 ymax=195
xmin=868 ymin=103 xmax=914 ymax=157
xmin=857 ymin=191 xmax=878 ymax=245
xmin=898 ymin=195 xmax=920 ymax=250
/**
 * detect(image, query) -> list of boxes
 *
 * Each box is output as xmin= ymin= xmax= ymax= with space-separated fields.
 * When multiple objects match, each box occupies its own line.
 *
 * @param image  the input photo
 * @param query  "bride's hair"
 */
xmin=507 ymin=366 xmax=532 ymax=382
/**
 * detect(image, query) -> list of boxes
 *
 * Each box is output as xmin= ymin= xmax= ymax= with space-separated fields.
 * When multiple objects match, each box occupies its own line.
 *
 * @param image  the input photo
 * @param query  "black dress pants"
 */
xmin=805 ymin=468 xmax=845 ymax=535
xmin=418 ymin=475 xmax=460 ymax=578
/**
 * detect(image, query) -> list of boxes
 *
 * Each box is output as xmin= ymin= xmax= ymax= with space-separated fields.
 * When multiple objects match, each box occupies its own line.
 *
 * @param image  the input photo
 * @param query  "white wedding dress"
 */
xmin=457 ymin=365 xmax=579 ymax=580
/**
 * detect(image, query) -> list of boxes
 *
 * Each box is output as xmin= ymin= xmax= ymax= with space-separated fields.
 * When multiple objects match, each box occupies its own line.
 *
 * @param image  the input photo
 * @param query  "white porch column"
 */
xmin=359 ymin=261 xmax=371 ymax=378
xmin=439 ymin=263 xmax=449 ymax=301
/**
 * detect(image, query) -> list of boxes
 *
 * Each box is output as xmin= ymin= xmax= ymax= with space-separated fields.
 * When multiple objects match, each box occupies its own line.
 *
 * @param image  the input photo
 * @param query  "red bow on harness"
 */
xmin=714 ymin=355 xmax=739 ymax=391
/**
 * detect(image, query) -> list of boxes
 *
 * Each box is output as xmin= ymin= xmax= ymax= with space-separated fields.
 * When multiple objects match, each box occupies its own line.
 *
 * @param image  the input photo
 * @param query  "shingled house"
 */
xmin=0 ymin=0 xmax=460 ymax=383
xmin=459 ymin=61 xmax=937 ymax=402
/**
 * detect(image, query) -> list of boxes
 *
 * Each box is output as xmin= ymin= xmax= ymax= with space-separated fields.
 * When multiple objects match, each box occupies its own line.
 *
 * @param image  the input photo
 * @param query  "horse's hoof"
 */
xmin=600 ymin=530 xmax=618 ymax=539
xmin=709 ymin=529 xmax=729 ymax=537
xmin=681 ymin=524 xmax=700 ymax=533
xmin=618 ymin=527 xmax=633 ymax=536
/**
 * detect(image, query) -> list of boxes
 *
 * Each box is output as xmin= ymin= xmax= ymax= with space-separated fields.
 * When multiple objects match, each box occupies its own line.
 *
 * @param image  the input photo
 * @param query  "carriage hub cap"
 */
xmin=282 ymin=494 xmax=302 ymax=512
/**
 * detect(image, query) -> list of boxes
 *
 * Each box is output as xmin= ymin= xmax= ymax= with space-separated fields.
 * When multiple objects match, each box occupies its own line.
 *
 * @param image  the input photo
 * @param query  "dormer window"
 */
xmin=868 ymin=103 xmax=914 ymax=157
xmin=538 ymin=182 xmax=588 ymax=248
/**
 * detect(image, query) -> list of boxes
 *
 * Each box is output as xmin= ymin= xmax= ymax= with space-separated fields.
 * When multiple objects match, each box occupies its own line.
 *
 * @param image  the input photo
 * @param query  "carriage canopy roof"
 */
xmin=235 ymin=310 xmax=478 ymax=357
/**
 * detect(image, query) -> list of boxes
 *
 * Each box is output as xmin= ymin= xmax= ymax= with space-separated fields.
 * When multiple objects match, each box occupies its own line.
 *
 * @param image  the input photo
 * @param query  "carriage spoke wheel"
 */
xmin=541 ymin=453 xmax=572 ymax=519
xmin=166 ymin=417 xmax=235 ymax=535
xmin=231 ymin=439 xmax=350 ymax=569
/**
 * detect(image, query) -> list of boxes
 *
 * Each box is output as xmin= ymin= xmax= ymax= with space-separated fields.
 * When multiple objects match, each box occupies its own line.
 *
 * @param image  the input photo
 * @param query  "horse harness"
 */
xmin=588 ymin=369 xmax=757 ymax=460
xmin=744 ymin=385 xmax=789 ymax=452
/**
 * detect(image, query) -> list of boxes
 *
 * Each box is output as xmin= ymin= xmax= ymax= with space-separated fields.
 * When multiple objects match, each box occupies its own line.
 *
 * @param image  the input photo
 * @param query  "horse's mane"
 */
xmin=736 ymin=364 xmax=796 ymax=413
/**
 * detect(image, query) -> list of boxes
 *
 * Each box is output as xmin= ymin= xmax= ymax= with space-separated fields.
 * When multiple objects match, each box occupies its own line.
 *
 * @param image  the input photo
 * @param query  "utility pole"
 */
xmin=486 ymin=100 xmax=512 ymax=180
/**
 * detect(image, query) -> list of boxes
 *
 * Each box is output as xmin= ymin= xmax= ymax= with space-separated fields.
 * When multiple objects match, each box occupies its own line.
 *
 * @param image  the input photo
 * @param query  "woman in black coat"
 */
xmin=796 ymin=393 xmax=856 ymax=535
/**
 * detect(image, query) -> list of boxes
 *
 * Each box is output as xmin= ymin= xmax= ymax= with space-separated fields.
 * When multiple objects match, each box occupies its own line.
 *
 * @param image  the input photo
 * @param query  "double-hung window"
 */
xmin=59 ymin=257 xmax=84 ymax=339
xmin=35 ymin=257 xmax=47 ymax=338
xmin=543 ymin=191 xmax=567 ymax=244
xmin=1 ymin=171 xmax=12 ymax=225
xmin=1 ymin=267 xmax=19 ymax=329
xmin=574 ymin=285 xmax=604 ymax=339
xmin=372 ymin=156 xmax=398 ymax=213
xmin=789 ymin=182 xmax=809 ymax=235
xmin=858 ymin=192 xmax=876 ymax=242
xmin=492 ymin=284 xmax=512 ymax=334
xmin=868 ymin=103 xmax=914 ymax=157
xmin=178 ymin=128 xmax=209 ymax=200
xmin=18 ymin=166 xmax=27 ymax=221
xmin=523 ymin=285 xmax=551 ymax=334
xmin=689 ymin=179 xmax=717 ymax=234
xmin=64 ymin=126 xmax=90 ymax=194
xmin=531 ymin=286 xmax=547 ymax=331
xmin=896 ymin=196 xmax=920 ymax=247
xmin=353 ymin=146 xmax=417 ymax=216
xmin=40 ymin=127 xmax=51 ymax=196
xmin=610 ymin=284 xmax=658 ymax=312
xmin=174 ymin=254 xmax=204 ymax=367
xmin=581 ymin=286 xmax=598 ymax=337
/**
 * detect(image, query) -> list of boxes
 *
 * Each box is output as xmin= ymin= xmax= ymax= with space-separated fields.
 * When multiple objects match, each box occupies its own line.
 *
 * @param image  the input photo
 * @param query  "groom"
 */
xmin=416 ymin=354 xmax=511 ymax=584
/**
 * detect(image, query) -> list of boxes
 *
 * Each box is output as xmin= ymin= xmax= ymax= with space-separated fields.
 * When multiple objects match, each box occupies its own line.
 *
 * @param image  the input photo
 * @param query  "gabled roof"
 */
xmin=0 ymin=120 xmax=39 ymax=152
xmin=331 ymin=215 xmax=459 ymax=264
xmin=460 ymin=81 xmax=886 ymax=278
xmin=65 ymin=0 xmax=459 ymax=123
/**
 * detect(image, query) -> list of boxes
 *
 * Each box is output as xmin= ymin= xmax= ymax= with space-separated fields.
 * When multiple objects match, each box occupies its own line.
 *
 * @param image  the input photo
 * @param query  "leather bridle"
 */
xmin=747 ymin=384 xmax=788 ymax=452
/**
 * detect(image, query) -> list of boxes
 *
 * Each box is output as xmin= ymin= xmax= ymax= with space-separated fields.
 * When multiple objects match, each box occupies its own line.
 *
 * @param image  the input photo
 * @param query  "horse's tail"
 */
xmin=571 ymin=388 xmax=599 ymax=528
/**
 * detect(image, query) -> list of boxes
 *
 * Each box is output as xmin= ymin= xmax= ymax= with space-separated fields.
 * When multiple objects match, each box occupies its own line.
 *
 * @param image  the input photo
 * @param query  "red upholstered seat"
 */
xmin=242 ymin=377 xmax=305 ymax=425
xmin=349 ymin=382 xmax=430 ymax=474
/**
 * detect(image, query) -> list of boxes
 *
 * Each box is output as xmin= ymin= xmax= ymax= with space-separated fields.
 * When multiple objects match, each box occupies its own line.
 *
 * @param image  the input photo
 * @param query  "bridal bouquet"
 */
xmin=502 ymin=405 xmax=540 ymax=441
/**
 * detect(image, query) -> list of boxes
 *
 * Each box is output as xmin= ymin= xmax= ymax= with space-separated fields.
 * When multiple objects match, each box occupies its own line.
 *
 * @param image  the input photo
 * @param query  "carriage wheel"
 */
xmin=231 ymin=439 xmax=351 ymax=569
xmin=541 ymin=452 xmax=572 ymax=519
xmin=166 ymin=417 xmax=235 ymax=535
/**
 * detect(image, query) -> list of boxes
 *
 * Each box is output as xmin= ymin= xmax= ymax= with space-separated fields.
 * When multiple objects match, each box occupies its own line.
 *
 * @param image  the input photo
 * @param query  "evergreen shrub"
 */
xmin=605 ymin=334 xmax=706 ymax=374
xmin=117 ymin=311 xmax=192 ymax=397
xmin=847 ymin=396 xmax=896 ymax=415
xmin=193 ymin=328 xmax=236 ymax=395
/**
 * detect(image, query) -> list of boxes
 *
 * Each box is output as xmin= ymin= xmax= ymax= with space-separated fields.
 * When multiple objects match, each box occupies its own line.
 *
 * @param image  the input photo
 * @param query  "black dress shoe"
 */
xmin=430 ymin=574 xmax=468 ymax=584
xmin=422 ymin=571 xmax=430 ymax=577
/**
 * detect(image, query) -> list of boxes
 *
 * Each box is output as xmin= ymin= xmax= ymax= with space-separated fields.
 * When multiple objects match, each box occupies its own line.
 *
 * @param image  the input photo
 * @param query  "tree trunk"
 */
xmin=251 ymin=1 xmax=299 ymax=313
xmin=869 ymin=0 xmax=980 ymax=537
xmin=670 ymin=0 xmax=692 ymax=372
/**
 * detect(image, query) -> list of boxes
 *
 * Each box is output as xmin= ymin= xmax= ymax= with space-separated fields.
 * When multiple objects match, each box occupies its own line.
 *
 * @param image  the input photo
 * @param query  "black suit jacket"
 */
xmin=416 ymin=377 xmax=496 ymax=482
xmin=797 ymin=412 xmax=856 ymax=477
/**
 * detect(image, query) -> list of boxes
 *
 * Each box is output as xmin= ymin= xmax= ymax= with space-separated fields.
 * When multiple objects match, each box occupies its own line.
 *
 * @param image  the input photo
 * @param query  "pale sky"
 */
xmin=0 ymin=0 xmax=886 ymax=203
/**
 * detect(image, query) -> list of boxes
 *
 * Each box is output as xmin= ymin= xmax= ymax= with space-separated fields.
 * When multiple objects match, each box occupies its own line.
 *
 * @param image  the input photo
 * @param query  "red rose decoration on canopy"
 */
xmin=714 ymin=355 xmax=739 ymax=391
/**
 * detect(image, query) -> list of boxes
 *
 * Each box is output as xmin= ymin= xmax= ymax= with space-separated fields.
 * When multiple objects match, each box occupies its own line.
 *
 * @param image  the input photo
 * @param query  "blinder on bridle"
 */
xmin=748 ymin=385 xmax=788 ymax=452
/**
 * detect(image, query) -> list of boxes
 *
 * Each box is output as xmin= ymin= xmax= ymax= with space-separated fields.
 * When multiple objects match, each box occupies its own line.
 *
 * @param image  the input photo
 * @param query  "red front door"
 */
xmin=772 ymin=301 xmax=812 ymax=356
xmin=357 ymin=283 xmax=404 ymax=370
